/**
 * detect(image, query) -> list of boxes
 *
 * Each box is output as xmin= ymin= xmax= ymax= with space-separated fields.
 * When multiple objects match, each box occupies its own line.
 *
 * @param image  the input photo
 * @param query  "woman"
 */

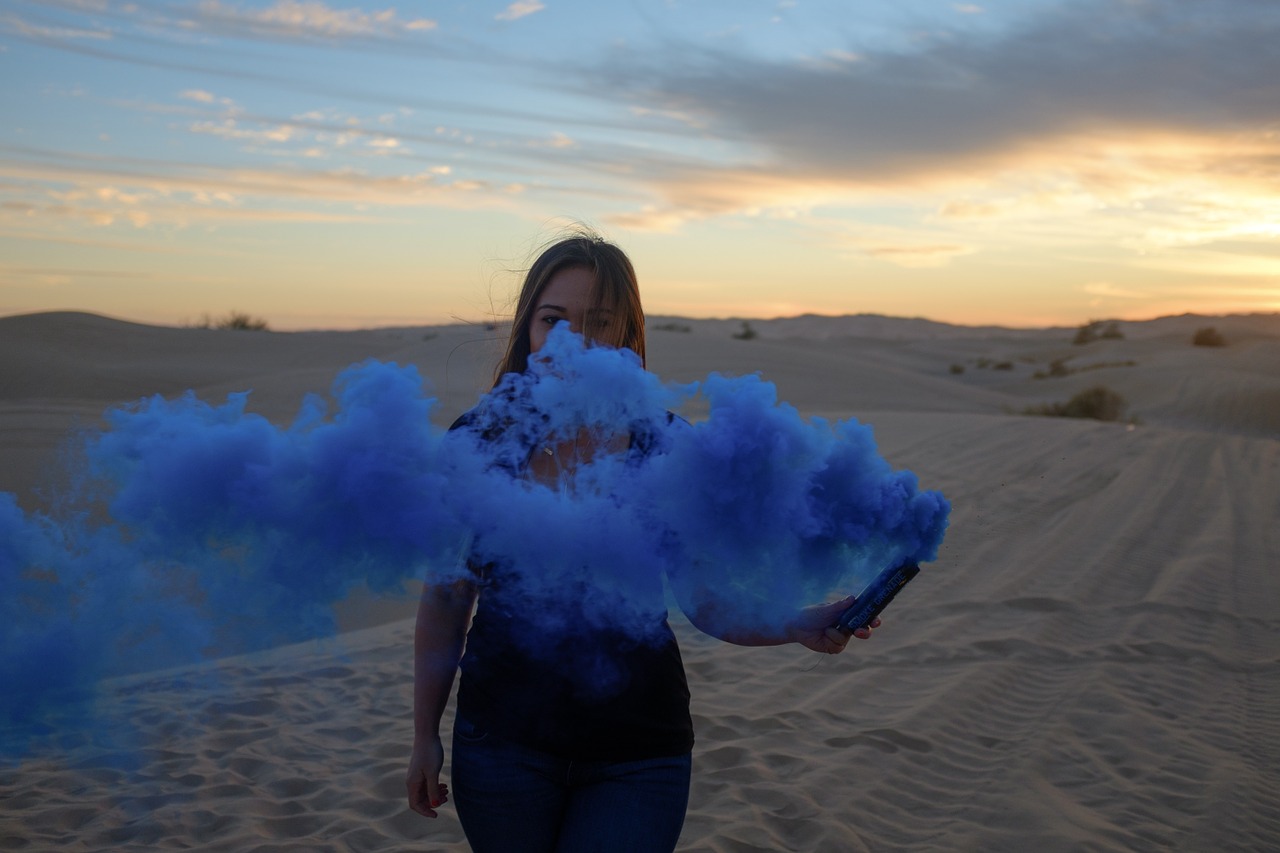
xmin=405 ymin=233 xmax=877 ymax=852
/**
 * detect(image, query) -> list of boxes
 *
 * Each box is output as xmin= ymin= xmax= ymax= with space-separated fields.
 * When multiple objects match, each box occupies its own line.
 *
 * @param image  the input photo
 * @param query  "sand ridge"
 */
xmin=1 ymin=310 xmax=1278 ymax=851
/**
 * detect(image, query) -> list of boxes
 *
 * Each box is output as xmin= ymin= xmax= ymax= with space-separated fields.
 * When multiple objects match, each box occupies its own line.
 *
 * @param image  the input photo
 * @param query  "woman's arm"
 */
xmin=406 ymin=576 xmax=478 ymax=818
xmin=675 ymin=577 xmax=878 ymax=653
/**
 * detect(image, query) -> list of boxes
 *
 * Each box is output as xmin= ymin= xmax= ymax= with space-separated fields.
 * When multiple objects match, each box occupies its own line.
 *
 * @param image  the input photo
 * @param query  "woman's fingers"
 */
xmin=407 ymin=776 xmax=449 ymax=818
xmin=850 ymin=616 xmax=883 ymax=641
xmin=406 ymin=774 xmax=435 ymax=818
xmin=823 ymin=626 xmax=851 ymax=652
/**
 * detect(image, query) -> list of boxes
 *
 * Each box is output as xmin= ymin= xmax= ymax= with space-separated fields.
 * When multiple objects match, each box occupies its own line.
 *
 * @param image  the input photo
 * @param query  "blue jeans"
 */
xmin=451 ymin=715 xmax=692 ymax=853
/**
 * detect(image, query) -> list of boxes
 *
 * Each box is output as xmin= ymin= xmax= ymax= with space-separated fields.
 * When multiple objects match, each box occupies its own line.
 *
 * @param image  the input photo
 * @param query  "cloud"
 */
xmin=627 ymin=0 xmax=1280 ymax=179
xmin=8 ymin=0 xmax=439 ymax=45
xmin=0 ymin=144 xmax=524 ymax=230
xmin=0 ymin=12 xmax=112 ymax=40
xmin=192 ymin=0 xmax=437 ymax=39
xmin=589 ymin=0 xmax=1280 ymax=222
xmin=1083 ymin=281 xmax=1147 ymax=299
xmin=606 ymin=205 xmax=695 ymax=233
xmin=496 ymin=1 xmax=546 ymax=22
xmin=189 ymin=119 xmax=298 ymax=144
xmin=174 ymin=102 xmax=559 ymax=166
xmin=0 ymin=264 xmax=156 ymax=285
xmin=935 ymin=199 xmax=1004 ymax=220
xmin=801 ymin=216 xmax=980 ymax=268
xmin=857 ymin=241 xmax=975 ymax=268
xmin=178 ymin=89 xmax=239 ymax=111
xmin=529 ymin=132 xmax=576 ymax=149
xmin=601 ymin=166 xmax=847 ymax=231
xmin=1130 ymin=247 xmax=1280 ymax=280
xmin=12 ymin=17 xmax=659 ymax=149
xmin=65 ymin=93 xmax=647 ymax=212
xmin=13 ymin=0 xmax=1280 ymax=268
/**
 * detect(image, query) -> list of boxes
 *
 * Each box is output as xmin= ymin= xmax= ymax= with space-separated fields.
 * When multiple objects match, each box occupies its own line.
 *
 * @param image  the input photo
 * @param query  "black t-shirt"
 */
xmin=448 ymin=407 xmax=695 ymax=761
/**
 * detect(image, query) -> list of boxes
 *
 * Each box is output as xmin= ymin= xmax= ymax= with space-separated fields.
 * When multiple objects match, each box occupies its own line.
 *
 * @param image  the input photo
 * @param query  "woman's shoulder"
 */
xmin=448 ymin=410 xmax=479 ymax=433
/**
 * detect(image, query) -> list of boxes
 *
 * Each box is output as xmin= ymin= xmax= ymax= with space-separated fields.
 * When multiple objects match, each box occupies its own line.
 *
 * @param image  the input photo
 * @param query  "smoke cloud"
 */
xmin=1 ymin=325 xmax=948 ymax=757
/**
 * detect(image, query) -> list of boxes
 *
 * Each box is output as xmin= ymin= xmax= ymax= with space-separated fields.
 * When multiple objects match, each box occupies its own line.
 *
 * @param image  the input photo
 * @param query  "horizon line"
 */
xmin=4 ymin=307 xmax=1278 ymax=335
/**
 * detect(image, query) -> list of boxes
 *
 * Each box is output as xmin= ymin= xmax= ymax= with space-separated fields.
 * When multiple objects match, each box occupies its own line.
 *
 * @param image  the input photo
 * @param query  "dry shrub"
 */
xmin=221 ymin=311 xmax=269 ymax=331
xmin=1192 ymin=327 xmax=1226 ymax=347
xmin=1033 ymin=358 xmax=1072 ymax=379
xmin=193 ymin=311 xmax=270 ymax=331
xmin=1073 ymin=320 xmax=1123 ymax=345
xmin=1025 ymin=385 xmax=1128 ymax=422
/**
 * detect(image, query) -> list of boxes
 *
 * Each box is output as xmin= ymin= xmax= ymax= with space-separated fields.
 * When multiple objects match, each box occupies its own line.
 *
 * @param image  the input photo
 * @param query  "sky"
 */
xmin=1 ymin=0 xmax=1278 ymax=330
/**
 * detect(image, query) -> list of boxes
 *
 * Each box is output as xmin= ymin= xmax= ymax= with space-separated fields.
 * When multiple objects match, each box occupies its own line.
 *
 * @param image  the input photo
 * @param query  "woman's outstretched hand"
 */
xmin=787 ymin=596 xmax=882 ymax=654
xmin=406 ymin=735 xmax=450 ymax=818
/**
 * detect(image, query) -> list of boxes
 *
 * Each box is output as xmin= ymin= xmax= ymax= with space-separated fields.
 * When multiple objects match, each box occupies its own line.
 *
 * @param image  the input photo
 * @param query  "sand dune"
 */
xmin=2 ymin=310 xmax=1278 ymax=851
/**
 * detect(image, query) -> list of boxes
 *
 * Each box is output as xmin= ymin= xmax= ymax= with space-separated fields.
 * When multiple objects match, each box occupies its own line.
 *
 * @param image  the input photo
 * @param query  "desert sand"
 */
xmin=1 ymin=310 xmax=1278 ymax=851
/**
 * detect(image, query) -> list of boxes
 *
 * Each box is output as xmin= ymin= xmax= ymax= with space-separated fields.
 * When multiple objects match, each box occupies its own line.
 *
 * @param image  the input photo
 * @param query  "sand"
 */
xmin=1 ymin=310 xmax=1278 ymax=851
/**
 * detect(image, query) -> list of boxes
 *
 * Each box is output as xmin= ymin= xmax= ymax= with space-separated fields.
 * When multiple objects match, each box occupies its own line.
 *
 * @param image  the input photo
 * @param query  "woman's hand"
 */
xmin=406 ymin=735 xmax=449 ymax=818
xmin=787 ymin=596 xmax=882 ymax=654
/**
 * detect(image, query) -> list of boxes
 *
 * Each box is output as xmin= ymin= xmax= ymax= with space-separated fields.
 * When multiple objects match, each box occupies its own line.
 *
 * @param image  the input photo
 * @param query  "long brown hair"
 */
xmin=492 ymin=232 xmax=646 ymax=385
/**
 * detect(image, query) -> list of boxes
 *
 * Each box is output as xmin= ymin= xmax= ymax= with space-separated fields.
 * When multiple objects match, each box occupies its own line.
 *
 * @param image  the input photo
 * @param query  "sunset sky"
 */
xmin=2 ymin=0 xmax=1277 ymax=329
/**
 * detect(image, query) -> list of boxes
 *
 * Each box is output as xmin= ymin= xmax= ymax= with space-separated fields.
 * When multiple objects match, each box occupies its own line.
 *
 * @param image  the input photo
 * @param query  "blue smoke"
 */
xmin=1 ymin=324 xmax=948 ymax=756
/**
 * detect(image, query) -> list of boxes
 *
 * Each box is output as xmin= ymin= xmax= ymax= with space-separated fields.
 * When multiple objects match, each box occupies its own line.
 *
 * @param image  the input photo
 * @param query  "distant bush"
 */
xmin=949 ymin=363 xmax=965 ymax=375
xmin=1073 ymin=320 xmax=1123 ymax=345
xmin=195 ymin=310 xmax=270 ymax=331
xmin=1033 ymin=358 xmax=1073 ymax=379
xmin=1192 ymin=327 xmax=1226 ymax=347
xmin=732 ymin=321 xmax=757 ymax=340
xmin=1033 ymin=357 xmax=1136 ymax=380
xmin=651 ymin=321 xmax=691 ymax=333
xmin=1025 ymin=385 xmax=1129 ymax=422
xmin=966 ymin=357 xmax=1015 ymax=372
xmin=221 ymin=311 xmax=269 ymax=331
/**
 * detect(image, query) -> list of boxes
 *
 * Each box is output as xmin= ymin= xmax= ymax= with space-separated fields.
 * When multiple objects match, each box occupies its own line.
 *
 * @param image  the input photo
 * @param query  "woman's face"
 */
xmin=528 ymin=266 xmax=606 ymax=354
